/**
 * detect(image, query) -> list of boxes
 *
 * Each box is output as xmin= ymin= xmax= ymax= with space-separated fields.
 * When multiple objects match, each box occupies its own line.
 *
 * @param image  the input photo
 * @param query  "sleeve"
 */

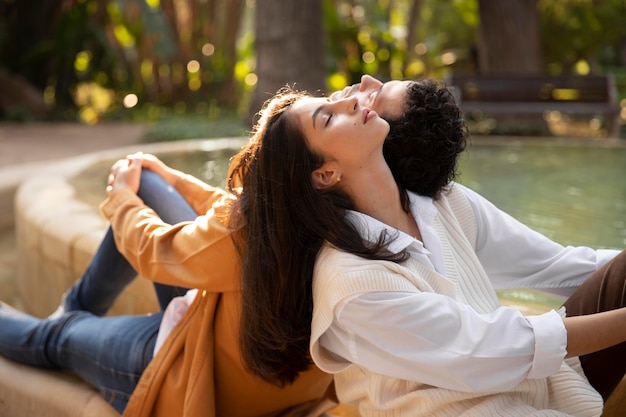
xmin=172 ymin=172 xmax=231 ymax=215
xmin=100 ymin=188 xmax=241 ymax=291
xmin=459 ymin=184 xmax=620 ymax=296
xmin=320 ymin=291 xmax=567 ymax=392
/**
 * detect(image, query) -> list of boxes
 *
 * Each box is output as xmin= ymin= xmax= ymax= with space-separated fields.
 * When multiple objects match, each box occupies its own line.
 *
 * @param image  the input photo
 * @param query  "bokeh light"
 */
xmin=123 ymin=94 xmax=139 ymax=108
xmin=187 ymin=60 xmax=200 ymax=73
xmin=202 ymin=43 xmax=215 ymax=56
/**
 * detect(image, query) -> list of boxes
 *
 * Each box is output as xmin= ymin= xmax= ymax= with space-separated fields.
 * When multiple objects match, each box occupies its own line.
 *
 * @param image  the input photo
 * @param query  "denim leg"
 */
xmin=61 ymin=227 xmax=137 ymax=316
xmin=0 ymin=304 xmax=161 ymax=414
xmin=137 ymin=169 xmax=196 ymax=309
xmin=63 ymin=169 xmax=197 ymax=315
xmin=137 ymin=170 xmax=198 ymax=224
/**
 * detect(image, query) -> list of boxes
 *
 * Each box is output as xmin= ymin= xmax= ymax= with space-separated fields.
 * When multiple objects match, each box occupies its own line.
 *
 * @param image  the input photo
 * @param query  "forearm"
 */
xmin=140 ymin=153 xmax=184 ymax=186
xmin=171 ymin=173 xmax=233 ymax=214
xmin=327 ymin=291 xmax=565 ymax=392
xmin=101 ymin=188 xmax=240 ymax=290
xmin=564 ymin=307 xmax=626 ymax=358
xmin=139 ymin=153 xmax=232 ymax=214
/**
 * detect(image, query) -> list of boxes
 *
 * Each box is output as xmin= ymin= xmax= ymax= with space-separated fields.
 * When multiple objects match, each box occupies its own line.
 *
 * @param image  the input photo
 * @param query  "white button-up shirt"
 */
xmin=320 ymin=184 xmax=619 ymax=392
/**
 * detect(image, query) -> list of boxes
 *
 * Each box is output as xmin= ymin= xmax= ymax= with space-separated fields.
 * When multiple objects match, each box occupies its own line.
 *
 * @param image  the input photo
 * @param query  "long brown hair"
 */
xmin=227 ymin=87 xmax=407 ymax=386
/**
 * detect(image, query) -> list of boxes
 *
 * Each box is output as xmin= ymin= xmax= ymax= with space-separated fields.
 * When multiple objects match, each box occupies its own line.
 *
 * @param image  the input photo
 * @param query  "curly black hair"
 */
xmin=383 ymin=79 xmax=469 ymax=199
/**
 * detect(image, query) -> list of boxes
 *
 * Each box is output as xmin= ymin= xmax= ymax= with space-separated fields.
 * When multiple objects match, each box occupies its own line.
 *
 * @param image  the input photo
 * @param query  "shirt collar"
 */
xmin=345 ymin=191 xmax=436 ymax=254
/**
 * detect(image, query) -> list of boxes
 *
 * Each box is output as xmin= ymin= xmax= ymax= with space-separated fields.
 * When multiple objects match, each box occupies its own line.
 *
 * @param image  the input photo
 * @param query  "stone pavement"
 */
xmin=0 ymin=122 xmax=146 ymax=168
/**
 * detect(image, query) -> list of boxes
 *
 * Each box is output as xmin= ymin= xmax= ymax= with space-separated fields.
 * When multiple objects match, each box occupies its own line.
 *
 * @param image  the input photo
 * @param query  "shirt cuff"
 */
xmin=525 ymin=309 xmax=567 ymax=379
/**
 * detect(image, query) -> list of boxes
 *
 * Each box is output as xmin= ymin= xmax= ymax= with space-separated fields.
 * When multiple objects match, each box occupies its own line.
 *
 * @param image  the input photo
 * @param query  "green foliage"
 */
xmin=54 ymin=2 xmax=120 ymax=105
xmin=1 ymin=0 xmax=624 ymax=128
xmin=0 ymin=0 xmax=111 ymax=115
xmin=118 ymin=0 xmax=178 ymax=61
xmin=539 ymin=0 xmax=626 ymax=73
xmin=453 ymin=0 xmax=479 ymax=27
xmin=415 ymin=0 xmax=477 ymax=75
xmin=323 ymin=0 xmax=477 ymax=91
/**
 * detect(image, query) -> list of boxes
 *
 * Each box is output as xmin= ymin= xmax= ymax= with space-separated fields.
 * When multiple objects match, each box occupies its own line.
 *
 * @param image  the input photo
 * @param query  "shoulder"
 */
xmin=313 ymin=244 xmax=422 ymax=299
xmin=432 ymin=183 xmax=480 ymax=247
xmin=438 ymin=182 xmax=473 ymax=204
xmin=314 ymin=244 xmax=393 ymax=279
xmin=429 ymin=182 xmax=477 ymax=219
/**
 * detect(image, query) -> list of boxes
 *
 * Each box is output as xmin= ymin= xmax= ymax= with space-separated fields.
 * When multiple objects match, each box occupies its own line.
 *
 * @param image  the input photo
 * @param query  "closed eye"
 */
xmin=325 ymin=113 xmax=333 ymax=126
xmin=368 ymin=92 xmax=376 ymax=106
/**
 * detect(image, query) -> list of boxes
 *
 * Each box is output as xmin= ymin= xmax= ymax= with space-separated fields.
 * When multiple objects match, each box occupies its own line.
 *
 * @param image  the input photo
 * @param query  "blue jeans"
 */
xmin=0 ymin=170 xmax=197 ymax=413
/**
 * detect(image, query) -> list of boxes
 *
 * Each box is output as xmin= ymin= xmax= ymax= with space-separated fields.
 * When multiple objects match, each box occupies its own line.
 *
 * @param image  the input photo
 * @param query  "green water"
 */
xmin=457 ymin=140 xmax=626 ymax=250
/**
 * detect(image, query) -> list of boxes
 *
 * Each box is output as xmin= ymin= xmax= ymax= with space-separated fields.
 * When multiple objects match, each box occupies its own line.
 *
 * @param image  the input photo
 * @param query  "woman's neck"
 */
xmin=346 ymin=163 xmax=422 ymax=241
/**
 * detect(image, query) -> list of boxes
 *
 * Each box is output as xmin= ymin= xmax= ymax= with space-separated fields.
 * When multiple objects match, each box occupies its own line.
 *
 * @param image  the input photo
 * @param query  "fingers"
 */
xmin=127 ymin=151 xmax=144 ymax=165
xmin=106 ymin=159 xmax=128 ymax=194
xmin=106 ymin=152 xmax=145 ymax=196
xmin=127 ymin=152 xmax=144 ymax=170
xmin=139 ymin=153 xmax=164 ymax=172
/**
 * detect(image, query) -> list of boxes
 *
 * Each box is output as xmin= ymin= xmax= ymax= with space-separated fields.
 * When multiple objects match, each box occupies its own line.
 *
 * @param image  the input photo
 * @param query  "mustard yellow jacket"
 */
xmin=100 ymin=172 xmax=334 ymax=417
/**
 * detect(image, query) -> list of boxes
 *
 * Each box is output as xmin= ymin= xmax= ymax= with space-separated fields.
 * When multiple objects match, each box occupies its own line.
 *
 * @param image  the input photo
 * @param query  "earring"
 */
xmin=336 ymin=176 xmax=341 ymax=182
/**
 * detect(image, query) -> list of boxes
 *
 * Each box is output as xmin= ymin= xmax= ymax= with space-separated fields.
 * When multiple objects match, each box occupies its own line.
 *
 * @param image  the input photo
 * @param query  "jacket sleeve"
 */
xmin=171 ymin=172 xmax=231 ymax=215
xmin=100 ymin=187 xmax=241 ymax=291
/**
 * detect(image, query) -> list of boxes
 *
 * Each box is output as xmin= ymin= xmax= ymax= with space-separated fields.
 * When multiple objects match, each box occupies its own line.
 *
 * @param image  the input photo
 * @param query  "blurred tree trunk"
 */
xmin=403 ymin=0 xmax=425 ymax=75
xmin=475 ymin=0 xmax=547 ymax=134
xmin=618 ymin=37 xmax=626 ymax=66
xmin=216 ymin=0 xmax=246 ymax=107
xmin=476 ymin=0 xmax=542 ymax=74
xmin=159 ymin=0 xmax=189 ymax=103
xmin=250 ymin=0 xmax=326 ymax=121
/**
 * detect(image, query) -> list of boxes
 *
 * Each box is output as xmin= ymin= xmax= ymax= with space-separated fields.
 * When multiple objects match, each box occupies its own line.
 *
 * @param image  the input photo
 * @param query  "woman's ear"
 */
xmin=311 ymin=166 xmax=340 ymax=190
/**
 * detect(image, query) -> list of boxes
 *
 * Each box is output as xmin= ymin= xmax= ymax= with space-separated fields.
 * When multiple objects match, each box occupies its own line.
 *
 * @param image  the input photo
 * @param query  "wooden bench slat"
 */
xmin=447 ymin=73 xmax=621 ymax=138
xmin=461 ymin=102 xmax=618 ymax=114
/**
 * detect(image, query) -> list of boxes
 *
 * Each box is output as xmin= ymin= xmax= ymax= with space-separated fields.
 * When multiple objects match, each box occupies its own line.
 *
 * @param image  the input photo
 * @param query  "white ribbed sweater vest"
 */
xmin=310 ymin=184 xmax=602 ymax=417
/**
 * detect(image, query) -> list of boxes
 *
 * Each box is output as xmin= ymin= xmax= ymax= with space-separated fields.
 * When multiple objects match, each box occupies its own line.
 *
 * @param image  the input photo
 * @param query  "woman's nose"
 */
xmin=332 ymin=95 xmax=358 ymax=110
xmin=343 ymin=95 xmax=359 ymax=112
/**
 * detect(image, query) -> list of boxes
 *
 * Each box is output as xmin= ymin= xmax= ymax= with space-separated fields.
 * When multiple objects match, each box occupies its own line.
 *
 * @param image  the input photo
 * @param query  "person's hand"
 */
xmin=106 ymin=152 xmax=143 ymax=196
xmin=140 ymin=153 xmax=180 ymax=185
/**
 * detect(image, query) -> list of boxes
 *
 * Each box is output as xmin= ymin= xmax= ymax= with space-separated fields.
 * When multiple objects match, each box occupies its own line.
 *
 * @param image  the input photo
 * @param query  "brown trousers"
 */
xmin=563 ymin=249 xmax=626 ymax=401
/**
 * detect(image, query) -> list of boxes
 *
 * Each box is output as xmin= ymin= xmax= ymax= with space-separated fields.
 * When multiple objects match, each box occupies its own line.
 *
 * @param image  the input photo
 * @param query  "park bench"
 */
xmin=448 ymin=73 xmax=621 ymax=138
